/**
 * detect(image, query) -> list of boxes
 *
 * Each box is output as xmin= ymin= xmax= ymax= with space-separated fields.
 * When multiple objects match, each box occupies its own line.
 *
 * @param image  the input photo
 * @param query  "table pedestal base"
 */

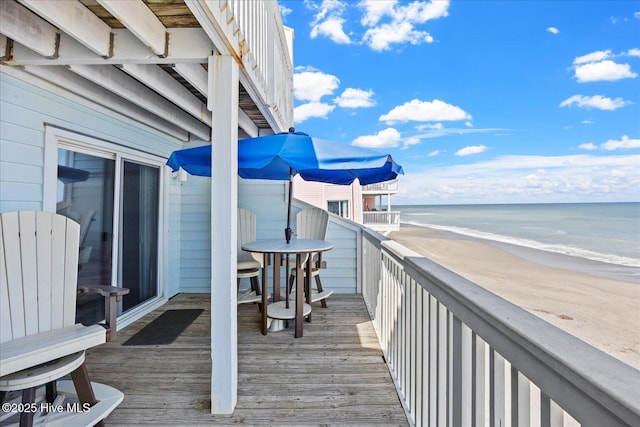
xmin=267 ymin=301 xmax=312 ymax=320
xmin=268 ymin=319 xmax=286 ymax=332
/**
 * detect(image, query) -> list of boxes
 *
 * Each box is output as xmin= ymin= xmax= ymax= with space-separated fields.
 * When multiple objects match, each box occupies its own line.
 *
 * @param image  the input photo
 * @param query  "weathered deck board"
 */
xmin=85 ymin=294 xmax=409 ymax=426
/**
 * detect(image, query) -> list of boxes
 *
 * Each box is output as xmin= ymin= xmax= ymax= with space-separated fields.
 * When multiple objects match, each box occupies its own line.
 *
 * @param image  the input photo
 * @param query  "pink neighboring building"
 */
xmin=293 ymin=177 xmax=401 ymax=233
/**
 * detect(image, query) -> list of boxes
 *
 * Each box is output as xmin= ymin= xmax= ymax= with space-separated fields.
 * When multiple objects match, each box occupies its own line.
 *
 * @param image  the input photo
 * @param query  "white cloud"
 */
xmin=294 ymin=102 xmax=336 ymax=123
xmin=308 ymin=0 xmax=351 ymax=44
xmin=395 ymin=154 xmax=640 ymax=204
xmin=363 ymin=22 xmax=433 ymax=51
xmin=311 ymin=16 xmax=351 ymax=44
xmin=401 ymin=136 xmax=422 ymax=149
xmin=309 ymin=0 xmax=351 ymax=43
xmin=352 ymin=127 xmax=402 ymax=148
xmin=428 ymin=150 xmax=441 ymax=157
xmin=559 ymin=94 xmax=630 ymax=110
xmin=380 ymin=99 xmax=471 ymax=124
xmin=600 ymin=135 xmax=640 ymax=150
xmin=578 ymin=143 xmax=598 ymax=150
xmin=626 ymin=48 xmax=640 ymax=57
xmin=456 ymin=145 xmax=488 ymax=156
xmin=360 ymin=0 xmax=397 ymax=26
xmin=333 ymin=88 xmax=375 ymax=108
xmin=574 ymin=60 xmax=637 ymax=82
xmin=308 ymin=0 xmax=450 ymax=50
xmin=293 ymin=69 xmax=340 ymax=102
xmin=417 ymin=123 xmax=444 ymax=130
xmin=635 ymin=12 xmax=640 ymax=19
xmin=573 ymin=50 xmax=612 ymax=65
xmin=279 ymin=5 xmax=292 ymax=17
xmin=577 ymin=135 xmax=640 ymax=151
xmin=358 ymin=0 xmax=449 ymax=50
xmin=546 ymin=27 xmax=559 ymax=34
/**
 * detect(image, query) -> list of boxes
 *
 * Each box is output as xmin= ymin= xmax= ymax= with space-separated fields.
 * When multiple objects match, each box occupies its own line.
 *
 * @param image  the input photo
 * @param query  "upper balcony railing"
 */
xmin=363 ymin=211 xmax=401 ymax=232
xmin=199 ymin=0 xmax=294 ymax=131
xmin=362 ymin=179 xmax=399 ymax=194
xmin=357 ymin=226 xmax=639 ymax=427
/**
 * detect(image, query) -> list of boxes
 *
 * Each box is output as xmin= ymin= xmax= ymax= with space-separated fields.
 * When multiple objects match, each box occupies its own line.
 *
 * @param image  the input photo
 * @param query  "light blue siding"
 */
xmin=0 ymin=70 xmax=361 ymax=300
xmin=239 ymin=183 xmax=360 ymax=294
xmin=175 ymin=175 xmax=211 ymax=293
xmin=0 ymin=71 xmax=191 ymax=297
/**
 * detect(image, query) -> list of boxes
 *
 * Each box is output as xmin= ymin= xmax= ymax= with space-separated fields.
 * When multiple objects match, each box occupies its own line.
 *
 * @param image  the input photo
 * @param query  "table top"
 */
xmin=242 ymin=238 xmax=333 ymax=254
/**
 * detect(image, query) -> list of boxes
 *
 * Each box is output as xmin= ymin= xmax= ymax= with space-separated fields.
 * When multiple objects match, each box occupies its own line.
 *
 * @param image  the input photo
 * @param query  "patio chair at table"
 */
xmin=237 ymin=208 xmax=266 ymax=306
xmin=287 ymin=207 xmax=333 ymax=307
xmin=0 ymin=211 xmax=124 ymax=427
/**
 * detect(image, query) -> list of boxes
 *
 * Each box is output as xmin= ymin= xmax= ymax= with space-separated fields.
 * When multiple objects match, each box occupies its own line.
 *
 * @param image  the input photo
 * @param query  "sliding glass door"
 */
xmin=56 ymin=146 xmax=161 ymax=324
xmin=120 ymin=161 xmax=159 ymax=312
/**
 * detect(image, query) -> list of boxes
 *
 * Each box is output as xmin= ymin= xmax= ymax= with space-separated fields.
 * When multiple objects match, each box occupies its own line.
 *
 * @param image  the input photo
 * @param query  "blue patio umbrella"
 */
xmin=167 ymin=128 xmax=403 ymax=242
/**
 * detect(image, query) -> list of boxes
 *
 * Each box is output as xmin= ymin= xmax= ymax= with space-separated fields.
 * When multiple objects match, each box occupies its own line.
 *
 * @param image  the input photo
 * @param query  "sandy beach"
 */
xmin=389 ymin=224 xmax=640 ymax=370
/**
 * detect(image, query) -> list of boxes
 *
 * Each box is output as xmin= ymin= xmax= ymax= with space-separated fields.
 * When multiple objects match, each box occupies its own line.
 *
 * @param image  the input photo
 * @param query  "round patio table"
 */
xmin=242 ymin=238 xmax=333 ymax=338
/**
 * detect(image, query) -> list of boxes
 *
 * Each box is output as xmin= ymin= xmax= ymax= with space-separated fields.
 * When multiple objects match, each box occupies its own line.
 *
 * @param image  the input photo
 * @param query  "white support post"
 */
xmin=209 ymin=54 xmax=239 ymax=414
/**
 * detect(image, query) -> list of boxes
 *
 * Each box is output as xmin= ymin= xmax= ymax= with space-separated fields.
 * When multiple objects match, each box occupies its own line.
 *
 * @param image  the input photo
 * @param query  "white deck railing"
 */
xmin=363 ymin=211 xmax=401 ymax=226
xmin=362 ymin=179 xmax=400 ymax=194
xmin=360 ymin=228 xmax=640 ymax=427
xmin=195 ymin=0 xmax=293 ymax=130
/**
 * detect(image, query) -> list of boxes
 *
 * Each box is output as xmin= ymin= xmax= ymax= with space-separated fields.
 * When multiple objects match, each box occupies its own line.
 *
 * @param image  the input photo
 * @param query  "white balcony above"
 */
xmin=362 ymin=179 xmax=399 ymax=195
xmin=0 ymin=0 xmax=294 ymax=140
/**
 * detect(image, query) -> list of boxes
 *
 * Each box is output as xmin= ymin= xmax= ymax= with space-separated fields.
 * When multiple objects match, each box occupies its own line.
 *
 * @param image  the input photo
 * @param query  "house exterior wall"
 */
xmin=0 ymin=68 xmax=192 ymax=302
xmin=238 ymin=181 xmax=358 ymax=294
xmin=293 ymin=177 xmax=364 ymax=223
xmin=0 ymin=67 xmax=359 ymax=300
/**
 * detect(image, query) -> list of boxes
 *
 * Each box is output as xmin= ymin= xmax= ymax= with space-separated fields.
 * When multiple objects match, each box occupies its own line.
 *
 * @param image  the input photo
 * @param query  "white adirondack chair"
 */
xmin=0 ymin=211 xmax=123 ymax=427
xmin=288 ymin=207 xmax=333 ymax=307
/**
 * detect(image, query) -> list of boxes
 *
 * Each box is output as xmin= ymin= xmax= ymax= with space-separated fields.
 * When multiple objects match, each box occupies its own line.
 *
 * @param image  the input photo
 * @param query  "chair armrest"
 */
xmin=78 ymin=285 xmax=130 ymax=301
xmin=77 ymin=285 xmax=129 ymax=341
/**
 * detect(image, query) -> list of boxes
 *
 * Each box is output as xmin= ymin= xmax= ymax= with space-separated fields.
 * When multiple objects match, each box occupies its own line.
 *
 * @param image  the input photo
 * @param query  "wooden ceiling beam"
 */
xmin=172 ymin=63 xmax=207 ymax=97
xmin=68 ymin=64 xmax=210 ymax=141
xmin=0 ymin=0 xmax=58 ymax=58
xmin=96 ymin=0 xmax=167 ymax=57
xmin=119 ymin=63 xmax=211 ymax=125
xmin=17 ymin=0 xmax=111 ymax=57
xmin=5 ymin=28 xmax=213 ymax=66
xmin=22 ymin=65 xmax=190 ymax=141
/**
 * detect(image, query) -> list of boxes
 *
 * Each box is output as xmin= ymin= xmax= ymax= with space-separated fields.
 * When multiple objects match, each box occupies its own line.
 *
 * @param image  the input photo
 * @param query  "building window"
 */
xmin=327 ymin=200 xmax=349 ymax=219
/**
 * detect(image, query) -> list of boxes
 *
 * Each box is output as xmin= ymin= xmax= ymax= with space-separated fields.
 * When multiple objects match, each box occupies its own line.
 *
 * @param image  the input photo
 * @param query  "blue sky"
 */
xmin=278 ymin=1 xmax=640 ymax=205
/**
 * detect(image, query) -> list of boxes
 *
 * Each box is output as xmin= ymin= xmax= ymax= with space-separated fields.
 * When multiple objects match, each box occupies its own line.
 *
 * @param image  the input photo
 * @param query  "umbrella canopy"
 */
xmin=166 ymin=129 xmax=403 ymax=242
xmin=167 ymin=130 xmax=403 ymax=185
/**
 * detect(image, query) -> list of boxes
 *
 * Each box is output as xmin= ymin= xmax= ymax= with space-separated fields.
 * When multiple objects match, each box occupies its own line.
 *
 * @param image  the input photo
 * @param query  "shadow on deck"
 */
xmin=85 ymin=293 xmax=409 ymax=426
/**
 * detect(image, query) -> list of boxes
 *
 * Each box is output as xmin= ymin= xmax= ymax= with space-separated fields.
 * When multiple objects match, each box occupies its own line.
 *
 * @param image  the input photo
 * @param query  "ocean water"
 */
xmin=397 ymin=202 xmax=640 ymax=267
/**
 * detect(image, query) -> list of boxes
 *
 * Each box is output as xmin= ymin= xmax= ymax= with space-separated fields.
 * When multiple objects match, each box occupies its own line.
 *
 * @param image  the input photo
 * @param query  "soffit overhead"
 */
xmin=0 ymin=0 xmax=271 ymax=141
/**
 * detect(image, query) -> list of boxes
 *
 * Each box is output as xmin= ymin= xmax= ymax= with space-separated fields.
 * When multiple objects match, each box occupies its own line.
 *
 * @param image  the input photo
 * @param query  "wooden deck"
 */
xmin=85 ymin=294 xmax=409 ymax=426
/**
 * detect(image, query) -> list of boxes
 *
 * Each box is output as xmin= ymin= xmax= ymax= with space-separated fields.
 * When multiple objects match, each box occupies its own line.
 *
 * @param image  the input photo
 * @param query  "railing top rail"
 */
xmin=362 ymin=228 xmax=640 ymax=426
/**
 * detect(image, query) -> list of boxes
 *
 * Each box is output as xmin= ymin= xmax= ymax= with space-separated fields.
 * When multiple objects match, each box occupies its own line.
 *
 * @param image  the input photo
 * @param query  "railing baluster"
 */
xmin=430 ymin=295 xmax=437 ymax=427
xmin=490 ymin=349 xmax=506 ymax=427
xmin=438 ymin=302 xmax=447 ymax=427
xmin=408 ymin=276 xmax=414 ymax=417
xmin=513 ymin=369 xmax=531 ymax=427
xmin=453 ymin=316 xmax=463 ymax=427
xmin=416 ymin=286 xmax=425 ymax=427
xmin=541 ymin=391 xmax=551 ymax=427
xmin=550 ymin=400 xmax=564 ymax=427
xmin=475 ymin=336 xmax=487 ymax=427
xmin=462 ymin=324 xmax=473 ymax=427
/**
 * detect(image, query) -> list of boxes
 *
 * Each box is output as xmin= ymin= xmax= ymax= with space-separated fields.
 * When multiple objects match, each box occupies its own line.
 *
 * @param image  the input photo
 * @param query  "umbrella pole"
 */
xmin=285 ymin=168 xmax=294 ymax=309
xmin=285 ymin=168 xmax=293 ymax=244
